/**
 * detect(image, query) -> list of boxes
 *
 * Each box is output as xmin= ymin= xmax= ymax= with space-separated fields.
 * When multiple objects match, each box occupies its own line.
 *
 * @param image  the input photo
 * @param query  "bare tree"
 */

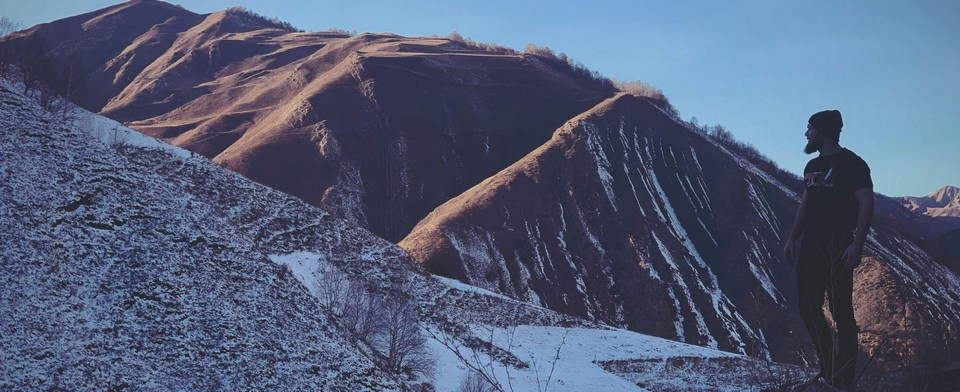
xmin=457 ymin=371 xmax=497 ymax=392
xmin=0 ymin=16 xmax=23 ymax=75
xmin=341 ymin=282 xmax=381 ymax=342
xmin=375 ymin=286 xmax=434 ymax=377
xmin=0 ymin=16 xmax=21 ymax=35
xmin=427 ymin=325 xmax=567 ymax=392
xmin=313 ymin=263 xmax=350 ymax=315
xmin=312 ymin=265 xmax=434 ymax=379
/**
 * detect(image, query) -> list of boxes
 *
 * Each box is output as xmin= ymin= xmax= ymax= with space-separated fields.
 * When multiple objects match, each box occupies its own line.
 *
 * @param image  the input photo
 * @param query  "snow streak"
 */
xmin=640 ymin=136 xmax=765 ymax=355
xmin=582 ymin=122 xmax=619 ymax=211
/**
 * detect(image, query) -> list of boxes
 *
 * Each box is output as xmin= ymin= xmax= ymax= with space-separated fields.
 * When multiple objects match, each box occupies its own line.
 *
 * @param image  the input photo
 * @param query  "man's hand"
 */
xmin=783 ymin=239 xmax=798 ymax=265
xmin=841 ymin=242 xmax=864 ymax=270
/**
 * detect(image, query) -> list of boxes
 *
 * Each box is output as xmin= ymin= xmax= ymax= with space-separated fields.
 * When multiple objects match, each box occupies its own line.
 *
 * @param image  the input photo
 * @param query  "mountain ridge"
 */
xmin=902 ymin=185 xmax=960 ymax=219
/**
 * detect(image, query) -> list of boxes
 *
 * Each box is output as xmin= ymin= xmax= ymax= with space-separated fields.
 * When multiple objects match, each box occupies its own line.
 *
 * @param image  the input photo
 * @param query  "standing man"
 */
xmin=783 ymin=110 xmax=874 ymax=391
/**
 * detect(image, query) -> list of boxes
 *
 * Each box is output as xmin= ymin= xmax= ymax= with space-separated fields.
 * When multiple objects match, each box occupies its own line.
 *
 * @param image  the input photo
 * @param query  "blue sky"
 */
xmin=4 ymin=1 xmax=958 ymax=196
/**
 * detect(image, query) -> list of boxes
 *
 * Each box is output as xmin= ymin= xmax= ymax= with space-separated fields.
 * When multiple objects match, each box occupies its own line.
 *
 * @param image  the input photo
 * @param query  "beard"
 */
xmin=804 ymin=135 xmax=823 ymax=154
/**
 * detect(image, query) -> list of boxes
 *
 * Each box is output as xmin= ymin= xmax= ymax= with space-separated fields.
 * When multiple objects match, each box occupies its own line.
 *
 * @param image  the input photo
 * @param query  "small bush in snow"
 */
xmin=457 ymin=371 xmax=497 ymax=392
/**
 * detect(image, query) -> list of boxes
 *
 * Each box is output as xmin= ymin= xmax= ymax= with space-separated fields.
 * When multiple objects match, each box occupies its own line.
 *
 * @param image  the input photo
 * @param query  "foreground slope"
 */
xmin=401 ymin=93 xmax=960 ymax=373
xmin=0 ymin=81 xmax=395 ymax=389
xmin=1 ymin=0 xmax=614 ymax=242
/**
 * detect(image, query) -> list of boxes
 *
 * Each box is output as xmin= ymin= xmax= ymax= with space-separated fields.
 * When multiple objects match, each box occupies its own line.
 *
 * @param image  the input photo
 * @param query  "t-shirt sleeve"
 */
xmin=850 ymin=157 xmax=873 ymax=191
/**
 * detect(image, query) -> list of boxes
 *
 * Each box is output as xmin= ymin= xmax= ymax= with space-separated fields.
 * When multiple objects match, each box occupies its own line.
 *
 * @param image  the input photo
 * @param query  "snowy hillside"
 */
xmin=0 ymin=78 xmax=814 ymax=390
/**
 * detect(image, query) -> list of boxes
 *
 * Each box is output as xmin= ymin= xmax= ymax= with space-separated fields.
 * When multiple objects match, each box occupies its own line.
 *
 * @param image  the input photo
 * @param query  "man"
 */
xmin=783 ymin=109 xmax=874 ymax=391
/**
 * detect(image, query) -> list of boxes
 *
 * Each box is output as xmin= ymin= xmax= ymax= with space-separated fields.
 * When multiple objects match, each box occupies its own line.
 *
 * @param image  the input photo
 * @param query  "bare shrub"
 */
xmin=521 ymin=43 xmax=616 ymax=94
xmin=375 ymin=285 xmax=434 ymax=377
xmin=323 ymin=28 xmax=355 ymax=36
xmin=522 ymin=44 xmax=557 ymax=59
xmin=224 ymin=6 xmax=301 ymax=32
xmin=428 ymin=325 xmax=566 ymax=392
xmin=457 ymin=371 xmax=497 ymax=392
xmin=614 ymin=80 xmax=667 ymax=101
xmin=0 ymin=16 xmax=22 ymax=37
xmin=313 ymin=266 xmax=434 ymax=378
xmin=107 ymin=127 xmax=132 ymax=148
xmin=313 ymin=263 xmax=350 ymax=315
xmin=447 ymin=31 xmax=515 ymax=53
xmin=0 ymin=16 xmax=24 ymax=77
xmin=340 ymin=282 xmax=381 ymax=342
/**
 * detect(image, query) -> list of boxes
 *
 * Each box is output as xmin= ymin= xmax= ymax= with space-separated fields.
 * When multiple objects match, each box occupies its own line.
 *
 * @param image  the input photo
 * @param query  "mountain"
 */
xmin=0 ymin=75 xmax=827 ymax=391
xmin=902 ymin=185 xmax=960 ymax=219
xmin=900 ymin=185 xmax=960 ymax=275
xmin=0 ymin=0 xmax=614 ymax=243
xmin=400 ymin=93 xmax=960 ymax=374
xmin=4 ymin=1 xmax=960 ymax=385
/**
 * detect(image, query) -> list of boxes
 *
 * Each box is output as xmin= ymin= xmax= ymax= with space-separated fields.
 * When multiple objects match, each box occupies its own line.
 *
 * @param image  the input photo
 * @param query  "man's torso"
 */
xmin=802 ymin=148 xmax=872 ymax=240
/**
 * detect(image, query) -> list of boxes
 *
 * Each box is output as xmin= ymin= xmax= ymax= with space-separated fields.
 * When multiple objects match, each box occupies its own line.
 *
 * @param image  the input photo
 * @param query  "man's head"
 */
xmin=805 ymin=109 xmax=843 ymax=154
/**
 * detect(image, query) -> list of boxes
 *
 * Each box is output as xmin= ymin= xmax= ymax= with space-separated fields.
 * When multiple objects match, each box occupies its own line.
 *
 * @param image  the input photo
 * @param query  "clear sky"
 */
xmin=3 ymin=0 xmax=958 ymax=196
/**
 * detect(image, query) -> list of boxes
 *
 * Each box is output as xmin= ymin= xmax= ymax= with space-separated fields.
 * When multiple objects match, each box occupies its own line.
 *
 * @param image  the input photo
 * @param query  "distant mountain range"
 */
xmin=2 ymin=0 xmax=959 ymax=388
xmin=903 ymin=185 xmax=960 ymax=219
xmin=900 ymin=185 xmax=960 ymax=276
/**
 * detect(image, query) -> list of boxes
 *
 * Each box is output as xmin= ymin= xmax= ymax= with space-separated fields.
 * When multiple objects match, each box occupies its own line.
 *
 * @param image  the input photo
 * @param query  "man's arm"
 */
xmin=783 ymin=190 xmax=808 ymax=265
xmin=842 ymin=187 xmax=874 ymax=270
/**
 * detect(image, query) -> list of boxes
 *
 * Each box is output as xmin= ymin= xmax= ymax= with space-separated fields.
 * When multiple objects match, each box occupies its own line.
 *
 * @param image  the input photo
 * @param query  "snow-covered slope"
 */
xmin=271 ymin=251 xmax=812 ymax=392
xmin=0 ymin=79 xmax=397 ymax=390
xmin=1 ymin=78 xmax=815 ymax=390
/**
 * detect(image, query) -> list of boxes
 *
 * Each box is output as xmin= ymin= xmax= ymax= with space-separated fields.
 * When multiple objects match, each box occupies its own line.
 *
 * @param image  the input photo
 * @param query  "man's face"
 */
xmin=804 ymin=124 xmax=823 ymax=154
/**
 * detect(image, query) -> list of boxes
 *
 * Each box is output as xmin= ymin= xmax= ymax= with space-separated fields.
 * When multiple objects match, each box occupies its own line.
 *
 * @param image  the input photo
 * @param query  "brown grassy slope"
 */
xmin=4 ymin=0 xmax=205 ymax=112
xmin=2 ymin=0 xmax=613 ymax=241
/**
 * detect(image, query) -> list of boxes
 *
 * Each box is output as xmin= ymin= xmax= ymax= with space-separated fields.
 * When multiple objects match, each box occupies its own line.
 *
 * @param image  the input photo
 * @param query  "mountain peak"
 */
xmin=903 ymin=185 xmax=960 ymax=219
xmin=928 ymin=185 xmax=960 ymax=202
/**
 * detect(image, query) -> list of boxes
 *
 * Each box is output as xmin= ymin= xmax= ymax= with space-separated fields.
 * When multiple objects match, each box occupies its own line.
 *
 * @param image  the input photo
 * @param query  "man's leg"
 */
xmin=797 ymin=252 xmax=833 ymax=381
xmin=828 ymin=263 xmax=858 ymax=390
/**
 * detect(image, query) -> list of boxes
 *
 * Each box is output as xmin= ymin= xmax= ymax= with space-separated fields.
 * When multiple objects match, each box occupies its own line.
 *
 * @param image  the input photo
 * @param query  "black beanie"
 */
xmin=809 ymin=110 xmax=843 ymax=141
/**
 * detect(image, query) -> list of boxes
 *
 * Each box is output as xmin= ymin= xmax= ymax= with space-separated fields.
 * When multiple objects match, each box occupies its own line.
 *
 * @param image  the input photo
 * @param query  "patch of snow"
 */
xmin=582 ymin=122 xmax=618 ymax=211
xmin=268 ymin=251 xmax=328 ymax=296
xmin=428 ymin=324 xmax=746 ymax=392
xmin=744 ymin=234 xmax=786 ymax=307
xmin=444 ymin=226 xmax=512 ymax=294
xmin=641 ymin=137 xmax=763 ymax=355
xmin=745 ymin=178 xmax=781 ymax=240
xmin=76 ymin=111 xmax=195 ymax=159
xmin=432 ymin=275 xmax=518 ymax=303
xmin=651 ymin=232 xmax=694 ymax=342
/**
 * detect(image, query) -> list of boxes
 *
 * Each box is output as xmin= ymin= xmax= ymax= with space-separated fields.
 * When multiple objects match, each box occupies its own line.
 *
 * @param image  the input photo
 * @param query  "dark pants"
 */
xmin=797 ymin=234 xmax=858 ymax=390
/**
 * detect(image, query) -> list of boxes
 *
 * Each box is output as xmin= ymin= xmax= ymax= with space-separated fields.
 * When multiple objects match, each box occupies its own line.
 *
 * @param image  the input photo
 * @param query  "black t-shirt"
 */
xmin=802 ymin=148 xmax=872 ymax=237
